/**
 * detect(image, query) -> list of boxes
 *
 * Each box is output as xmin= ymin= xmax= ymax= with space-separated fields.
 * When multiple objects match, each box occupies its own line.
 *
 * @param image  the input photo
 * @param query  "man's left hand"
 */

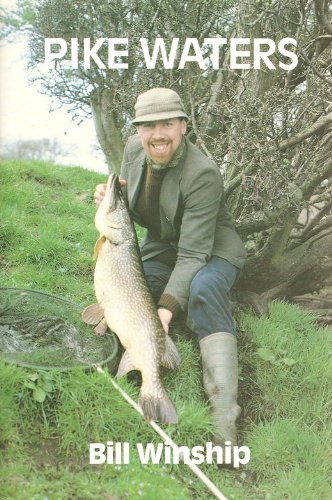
xmin=158 ymin=308 xmax=173 ymax=334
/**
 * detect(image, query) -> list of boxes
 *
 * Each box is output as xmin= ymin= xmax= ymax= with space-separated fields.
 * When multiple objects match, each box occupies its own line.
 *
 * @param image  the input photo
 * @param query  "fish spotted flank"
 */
xmin=82 ymin=174 xmax=180 ymax=424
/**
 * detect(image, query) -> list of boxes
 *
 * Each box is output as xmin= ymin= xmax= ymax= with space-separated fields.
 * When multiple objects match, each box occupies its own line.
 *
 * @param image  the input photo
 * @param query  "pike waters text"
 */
xmin=44 ymin=37 xmax=298 ymax=71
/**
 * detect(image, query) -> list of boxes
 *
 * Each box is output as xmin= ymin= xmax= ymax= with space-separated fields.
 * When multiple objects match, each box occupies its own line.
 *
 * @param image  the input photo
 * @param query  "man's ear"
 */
xmin=181 ymin=119 xmax=188 ymax=135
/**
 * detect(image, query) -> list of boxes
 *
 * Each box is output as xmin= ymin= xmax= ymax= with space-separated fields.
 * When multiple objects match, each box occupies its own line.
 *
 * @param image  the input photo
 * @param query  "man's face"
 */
xmin=137 ymin=118 xmax=187 ymax=165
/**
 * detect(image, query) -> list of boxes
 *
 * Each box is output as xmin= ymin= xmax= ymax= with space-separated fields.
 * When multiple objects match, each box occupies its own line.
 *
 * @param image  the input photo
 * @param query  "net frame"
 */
xmin=0 ymin=287 xmax=118 ymax=371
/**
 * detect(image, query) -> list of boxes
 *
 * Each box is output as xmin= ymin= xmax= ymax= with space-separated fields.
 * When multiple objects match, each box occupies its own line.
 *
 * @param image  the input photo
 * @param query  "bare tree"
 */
xmin=197 ymin=0 xmax=332 ymax=300
xmin=2 ymin=0 xmax=332 ymax=301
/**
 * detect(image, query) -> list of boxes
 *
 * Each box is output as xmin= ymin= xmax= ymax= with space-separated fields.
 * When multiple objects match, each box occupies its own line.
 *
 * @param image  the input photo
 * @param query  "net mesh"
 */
xmin=0 ymin=288 xmax=118 ymax=370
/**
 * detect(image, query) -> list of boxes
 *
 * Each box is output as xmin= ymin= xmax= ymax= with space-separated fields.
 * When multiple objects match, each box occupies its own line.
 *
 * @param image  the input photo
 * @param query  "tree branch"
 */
xmin=299 ymin=197 xmax=332 ymax=239
xmin=301 ymin=157 xmax=332 ymax=197
xmin=236 ymin=212 xmax=278 ymax=238
xmin=148 ymin=0 xmax=163 ymax=35
xmin=298 ymin=47 xmax=332 ymax=86
xmin=279 ymin=112 xmax=332 ymax=151
xmin=189 ymin=94 xmax=213 ymax=158
xmin=225 ymin=159 xmax=257 ymax=196
xmin=314 ymin=0 xmax=332 ymax=36
xmin=259 ymin=209 xmax=300 ymax=264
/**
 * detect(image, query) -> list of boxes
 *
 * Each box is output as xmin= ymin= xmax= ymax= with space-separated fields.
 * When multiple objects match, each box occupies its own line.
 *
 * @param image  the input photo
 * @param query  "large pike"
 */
xmin=83 ymin=174 xmax=180 ymax=424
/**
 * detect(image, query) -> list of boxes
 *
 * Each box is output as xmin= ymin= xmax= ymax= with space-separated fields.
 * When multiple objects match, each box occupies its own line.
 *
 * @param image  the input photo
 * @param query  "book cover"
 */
xmin=1 ymin=1 xmax=331 ymax=499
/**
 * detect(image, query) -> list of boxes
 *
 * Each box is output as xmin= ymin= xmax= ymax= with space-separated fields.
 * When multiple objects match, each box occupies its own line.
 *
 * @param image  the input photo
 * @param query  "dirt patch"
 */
xmin=76 ymin=192 xmax=90 ymax=203
xmin=20 ymin=171 xmax=65 ymax=188
xmin=28 ymin=437 xmax=62 ymax=468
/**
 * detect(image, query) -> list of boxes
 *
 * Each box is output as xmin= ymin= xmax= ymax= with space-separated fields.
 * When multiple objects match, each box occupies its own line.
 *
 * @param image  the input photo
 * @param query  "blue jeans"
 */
xmin=143 ymin=256 xmax=239 ymax=341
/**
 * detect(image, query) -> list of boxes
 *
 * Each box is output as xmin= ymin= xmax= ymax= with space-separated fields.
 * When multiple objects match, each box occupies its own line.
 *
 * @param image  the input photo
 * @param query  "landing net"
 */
xmin=0 ymin=288 xmax=118 ymax=371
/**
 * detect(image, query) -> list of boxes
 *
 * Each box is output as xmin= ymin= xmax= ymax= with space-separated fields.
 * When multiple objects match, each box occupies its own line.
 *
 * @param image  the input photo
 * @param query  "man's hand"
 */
xmin=94 ymin=180 xmax=127 ymax=207
xmin=158 ymin=308 xmax=173 ymax=334
xmin=94 ymin=183 xmax=107 ymax=206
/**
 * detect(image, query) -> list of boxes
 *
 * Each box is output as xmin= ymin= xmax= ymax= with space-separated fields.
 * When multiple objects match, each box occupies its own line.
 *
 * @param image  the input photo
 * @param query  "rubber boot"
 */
xmin=199 ymin=332 xmax=241 ymax=446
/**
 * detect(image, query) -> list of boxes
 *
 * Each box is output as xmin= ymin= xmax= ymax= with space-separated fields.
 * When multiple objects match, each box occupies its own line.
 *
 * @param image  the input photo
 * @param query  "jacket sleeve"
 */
xmin=161 ymin=165 xmax=223 ymax=313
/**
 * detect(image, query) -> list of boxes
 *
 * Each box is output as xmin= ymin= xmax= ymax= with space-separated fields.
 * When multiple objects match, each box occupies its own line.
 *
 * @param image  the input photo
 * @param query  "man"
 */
xmin=94 ymin=88 xmax=247 ymax=446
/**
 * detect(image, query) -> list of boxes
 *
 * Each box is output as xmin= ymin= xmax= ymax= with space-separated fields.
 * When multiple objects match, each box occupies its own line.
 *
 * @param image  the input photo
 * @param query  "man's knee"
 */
xmin=187 ymin=259 xmax=238 ymax=339
xmin=189 ymin=267 xmax=229 ymax=304
xmin=190 ymin=258 xmax=239 ymax=301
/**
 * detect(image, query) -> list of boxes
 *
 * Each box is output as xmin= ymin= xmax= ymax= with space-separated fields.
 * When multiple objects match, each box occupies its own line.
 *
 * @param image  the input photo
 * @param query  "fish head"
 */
xmin=95 ymin=174 xmax=134 ymax=245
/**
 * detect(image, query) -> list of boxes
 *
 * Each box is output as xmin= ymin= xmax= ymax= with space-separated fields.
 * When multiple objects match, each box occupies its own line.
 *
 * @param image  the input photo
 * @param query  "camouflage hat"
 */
xmin=132 ymin=88 xmax=188 ymax=124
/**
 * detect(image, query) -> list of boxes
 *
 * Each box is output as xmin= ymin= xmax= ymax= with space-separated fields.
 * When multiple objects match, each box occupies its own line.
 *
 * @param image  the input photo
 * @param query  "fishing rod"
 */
xmin=95 ymin=365 xmax=228 ymax=500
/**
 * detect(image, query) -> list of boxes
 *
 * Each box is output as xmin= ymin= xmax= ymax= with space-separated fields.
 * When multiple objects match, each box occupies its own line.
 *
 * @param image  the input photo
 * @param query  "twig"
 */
xmin=189 ymin=95 xmax=213 ymax=158
xmin=298 ymin=48 xmax=332 ymax=86
xmin=314 ymin=0 xmax=332 ymax=36
xmin=148 ymin=0 xmax=163 ymax=34
xmin=299 ymin=197 xmax=332 ymax=238
xmin=301 ymin=215 xmax=332 ymax=242
xmin=300 ymin=158 xmax=332 ymax=198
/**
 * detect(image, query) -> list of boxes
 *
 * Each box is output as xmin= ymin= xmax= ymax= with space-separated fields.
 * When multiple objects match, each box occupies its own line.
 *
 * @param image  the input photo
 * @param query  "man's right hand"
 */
xmin=94 ymin=180 xmax=127 ymax=207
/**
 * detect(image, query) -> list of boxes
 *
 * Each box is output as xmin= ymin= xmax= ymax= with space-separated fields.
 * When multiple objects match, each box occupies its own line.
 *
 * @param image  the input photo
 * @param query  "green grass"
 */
xmin=0 ymin=160 xmax=331 ymax=499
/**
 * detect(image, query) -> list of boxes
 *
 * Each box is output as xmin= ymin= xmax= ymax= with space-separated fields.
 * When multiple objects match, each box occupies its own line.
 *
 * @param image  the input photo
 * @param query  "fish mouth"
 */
xmin=106 ymin=174 xmax=123 ymax=210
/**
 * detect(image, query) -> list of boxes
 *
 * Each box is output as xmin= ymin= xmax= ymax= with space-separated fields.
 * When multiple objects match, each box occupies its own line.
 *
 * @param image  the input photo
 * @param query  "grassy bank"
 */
xmin=0 ymin=160 xmax=331 ymax=499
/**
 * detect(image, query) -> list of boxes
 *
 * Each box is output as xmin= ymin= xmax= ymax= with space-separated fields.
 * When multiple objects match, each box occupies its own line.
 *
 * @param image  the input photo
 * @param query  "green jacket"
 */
xmin=120 ymin=135 xmax=247 ymax=312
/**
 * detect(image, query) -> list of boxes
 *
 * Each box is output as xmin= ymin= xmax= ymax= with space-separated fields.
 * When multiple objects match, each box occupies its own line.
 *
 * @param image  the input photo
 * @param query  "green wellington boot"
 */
xmin=199 ymin=332 xmax=241 ymax=445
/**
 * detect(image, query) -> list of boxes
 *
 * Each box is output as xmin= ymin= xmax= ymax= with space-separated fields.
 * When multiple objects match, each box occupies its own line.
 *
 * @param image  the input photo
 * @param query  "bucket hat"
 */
xmin=132 ymin=88 xmax=188 ymax=124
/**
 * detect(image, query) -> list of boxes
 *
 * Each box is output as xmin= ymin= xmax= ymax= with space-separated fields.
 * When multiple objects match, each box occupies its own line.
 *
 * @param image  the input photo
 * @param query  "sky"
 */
xmin=0 ymin=10 xmax=108 ymax=174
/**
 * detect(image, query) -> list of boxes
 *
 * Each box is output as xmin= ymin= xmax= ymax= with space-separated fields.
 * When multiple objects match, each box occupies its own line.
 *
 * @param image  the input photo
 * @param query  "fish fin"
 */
xmin=94 ymin=318 xmax=108 ymax=336
xmin=93 ymin=235 xmax=106 ymax=259
xmin=82 ymin=303 xmax=104 ymax=325
xmin=139 ymin=388 xmax=178 ymax=425
xmin=161 ymin=335 xmax=181 ymax=370
xmin=116 ymin=351 xmax=136 ymax=377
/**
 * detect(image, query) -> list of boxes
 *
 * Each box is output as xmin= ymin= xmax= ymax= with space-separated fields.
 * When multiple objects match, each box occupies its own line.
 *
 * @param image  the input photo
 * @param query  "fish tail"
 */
xmin=139 ymin=386 xmax=178 ymax=425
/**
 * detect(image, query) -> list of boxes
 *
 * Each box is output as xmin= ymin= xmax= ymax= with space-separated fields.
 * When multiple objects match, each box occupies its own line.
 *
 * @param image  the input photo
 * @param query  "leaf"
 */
xmin=256 ymin=348 xmax=276 ymax=362
xmin=24 ymin=382 xmax=36 ymax=389
xmin=282 ymin=357 xmax=297 ymax=366
xmin=33 ymin=387 xmax=46 ymax=403
xmin=39 ymin=380 xmax=53 ymax=393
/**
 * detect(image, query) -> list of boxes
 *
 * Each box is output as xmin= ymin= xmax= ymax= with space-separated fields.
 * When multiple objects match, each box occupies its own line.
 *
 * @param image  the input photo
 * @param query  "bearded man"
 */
xmin=94 ymin=88 xmax=247 ymax=446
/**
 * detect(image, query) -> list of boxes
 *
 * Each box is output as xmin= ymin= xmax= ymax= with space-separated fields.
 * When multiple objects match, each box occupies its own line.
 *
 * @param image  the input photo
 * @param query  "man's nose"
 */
xmin=151 ymin=123 xmax=166 ymax=139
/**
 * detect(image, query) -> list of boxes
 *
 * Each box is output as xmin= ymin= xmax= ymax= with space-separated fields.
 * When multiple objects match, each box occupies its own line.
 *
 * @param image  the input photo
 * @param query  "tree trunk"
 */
xmin=90 ymin=88 xmax=124 ymax=174
xmin=237 ymin=229 xmax=332 ymax=300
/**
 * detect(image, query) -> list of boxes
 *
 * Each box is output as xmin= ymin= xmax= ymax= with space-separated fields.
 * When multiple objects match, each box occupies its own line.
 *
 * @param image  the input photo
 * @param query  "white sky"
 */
xmin=0 ymin=23 xmax=108 ymax=174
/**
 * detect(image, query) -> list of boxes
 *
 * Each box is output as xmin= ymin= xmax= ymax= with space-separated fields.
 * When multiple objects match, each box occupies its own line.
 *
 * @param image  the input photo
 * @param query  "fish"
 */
xmin=82 ymin=174 xmax=180 ymax=424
